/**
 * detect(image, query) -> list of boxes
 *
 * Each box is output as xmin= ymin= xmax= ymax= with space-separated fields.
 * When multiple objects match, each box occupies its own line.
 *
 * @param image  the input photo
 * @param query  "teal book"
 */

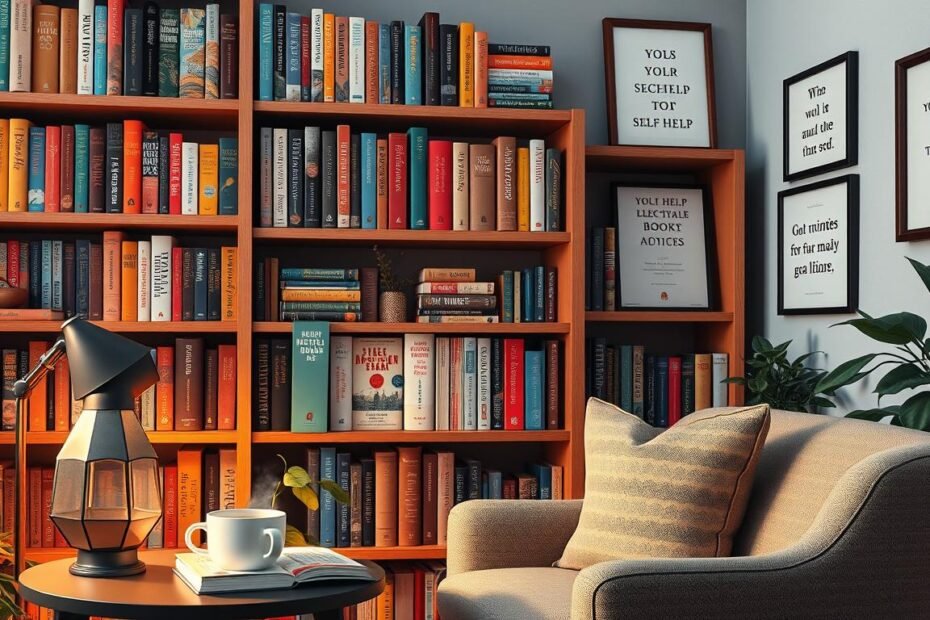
xmin=158 ymin=8 xmax=180 ymax=97
xmin=407 ymin=126 xmax=427 ymax=229
xmin=500 ymin=270 xmax=514 ymax=323
xmin=290 ymin=321 xmax=330 ymax=432
xmin=403 ymin=25 xmax=421 ymax=105
xmin=0 ymin=0 xmax=10 ymax=91
xmin=218 ymin=137 xmax=237 ymax=215
xmin=319 ymin=446 xmax=336 ymax=547
xmin=27 ymin=127 xmax=46 ymax=212
xmin=521 ymin=268 xmax=534 ymax=322
xmin=534 ymin=265 xmax=545 ymax=322
xmin=360 ymin=133 xmax=376 ymax=229
xmin=528 ymin=463 xmax=551 ymax=499
xmin=524 ymin=349 xmax=544 ymax=430
xmin=74 ymin=125 xmax=90 ymax=213
xmin=40 ymin=240 xmax=52 ymax=309
xmin=178 ymin=8 xmax=205 ymax=98
xmin=620 ymin=345 xmax=633 ymax=412
xmin=93 ymin=6 xmax=107 ymax=95
xmin=258 ymin=4 xmax=273 ymax=100
xmin=279 ymin=268 xmax=359 ymax=281
xmin=378 ymin=23 xmax=390 ymax=103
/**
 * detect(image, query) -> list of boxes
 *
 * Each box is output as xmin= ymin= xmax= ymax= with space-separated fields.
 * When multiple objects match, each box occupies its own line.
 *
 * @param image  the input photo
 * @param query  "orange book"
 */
xmin=53 ymin=356 xmax=70 ymax=432
xmin=123 ymin=120 xmax=143 ymax=214
xmin=8 ymin=119 xmax=30 ymax=212
xmin=336 ymin=124 xmax=350 ymax=227
xmin=120 ymin=240 xmax=138 ymax=321
xmin=694 ymin=353 xmax=713 ymax=410
xmin=44 ymin=125 xmax=61 ymax=212
xmin=198 ymin=144 xmax=219 ymax=215
xmin=28 ymin=468 xmax=41 ymax=546
xmin=0 ymin=119 xmax=9 ymax=211
xmin=217 ymin=344 xmax=236 ymax=430
xmin=374 ymin=450 xmax=398 ymax=547
xmin=458 ymin=22 xmax=474 ymax=107
xmin=102 ymin=230 xmax=124 ymax=321
xmin=396 ymin=446 xmax=422 ymax=547
xmin=221 ymin=246 xmax=237 ymax=321
xmin=517 ymin=147 xmax=529 ymax=231
xmin=177 ymin=446 xmax=203 ymax=545
xmin=473 ymin=31 xmax=487 ymax=108
xmin=376 ymin=138 xmax=388 ymax=229
xmin=58 ymin=8 xmax=77 ymax=93
xmin=155 ymin=346 xmax=174 ymax=431
xmin=322 ymin=13 xmax=335 ymax=102
xmin=41 ymin=467 xmax=54 ymax=547
xmin=28 ymin=341 xmax=49 ymax=432
xmin=219 ymin=448 xmax=236 ymax=509
xmin=364 ymin=20 xmax=378 ymax=104
xmin=488 ymin=55 xmax=552 ymax=70
xmin=32 ymin=5 xmax=60 ymax=93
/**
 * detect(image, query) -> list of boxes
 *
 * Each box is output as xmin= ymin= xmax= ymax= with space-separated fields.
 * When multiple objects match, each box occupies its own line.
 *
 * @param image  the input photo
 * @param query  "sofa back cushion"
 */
xmin=556 ymin=399 xmax=770 ymax=570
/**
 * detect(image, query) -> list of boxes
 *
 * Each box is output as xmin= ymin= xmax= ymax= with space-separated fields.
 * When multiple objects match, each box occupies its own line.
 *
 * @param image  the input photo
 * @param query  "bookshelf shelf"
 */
xmin=0 ymin=213 xmax=240 ymax=232
xmin=252 ymin=430 xmax=570 ymax=444
xmin=585 ymin=311 xmax=735 ymax=323
xmin=253 ymin=322 xmax=570 ymax=335
xmin=585 ymin=145 xmax=740 ymax=172
xmin=0 ymin=321 xmax=238 ymax=334
xmin=0 ymin=93 xmax=240 ymax=126
xmin=252 ymin=228 xmax=571 ymax=249
xmin=0 ymin=433 xmax=12 ymax=445
xmin=26 ymin=431 xmax=240 ymax=445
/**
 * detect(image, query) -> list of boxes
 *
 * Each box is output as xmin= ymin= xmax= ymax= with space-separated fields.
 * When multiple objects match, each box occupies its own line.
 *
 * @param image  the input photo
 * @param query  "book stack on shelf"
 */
xmin=0 ymin=0 xmax=238 ymax=98
xmin=487 ymin=43 xmax=554 ymax=109
xmin=278 ymin=267 xmax=369 ymax=322
xmin=417 ymin=267 xmax=498 ymax=324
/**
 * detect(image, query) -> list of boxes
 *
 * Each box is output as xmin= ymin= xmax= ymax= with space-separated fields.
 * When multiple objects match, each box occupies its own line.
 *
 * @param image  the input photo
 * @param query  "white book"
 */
xmin=712 ymin=353 xmax=729 ymax=407
xmin=462 ymin=337 xmax=477 ymax=430
xmin=9 ymin=0 xmax=31 ymax=92
xmin=181 ymin=142 xmax=199 ymax=215
xmin=150 ymin=235 xmax=175 ymax=321
xmin=513 ymin=270 xmax=521 ymax=323
xmin=403 ymin=333 xmax=435 ymax=430
xmin=259 ymin=127 xmax=273 ymax=228
xmin=476 ymin=338 xmax=491 ymax=430
xmin=77 ymin=0 xmax=94 ymax=93
xmin=310 ymin=9 xmax=323 ymax=101
xmin=329 ymin=336 xmax=353 ymax=431
xmin=272 ymin=128 xmax=288 ymax=227
xmin=452 ymin=142 xmax=469 ymax=230
xmin=205 ymin=4 xmax=220 ymax=99
xmin=434 ymin=337 xmax=450 ymax=431
xmin=137 ymin=240 xmax=151 ymax=321
xmin=348 ymin=16 xmax=365 ymax=103
xmin=529 ymin=139 xmax=545 ymax=231
xmin=51 ymin=240 xmax=62 ymax=312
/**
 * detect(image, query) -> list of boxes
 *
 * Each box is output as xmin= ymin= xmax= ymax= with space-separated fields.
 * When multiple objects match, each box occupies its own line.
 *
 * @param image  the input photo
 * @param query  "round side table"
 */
xmin=19 ymin=549 xmax=385 ymax=620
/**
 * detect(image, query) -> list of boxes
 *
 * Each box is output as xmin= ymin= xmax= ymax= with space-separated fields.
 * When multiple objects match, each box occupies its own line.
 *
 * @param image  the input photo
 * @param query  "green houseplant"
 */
xmin=271 ymin=455 xmax=349 ymax=546
xmin=0 ymin=532 xmax=25 ymax=619
xmin=816 ymin=258 xmax=930 ymax=430
xmin=726 ymin=336 xmax=836 ymax=413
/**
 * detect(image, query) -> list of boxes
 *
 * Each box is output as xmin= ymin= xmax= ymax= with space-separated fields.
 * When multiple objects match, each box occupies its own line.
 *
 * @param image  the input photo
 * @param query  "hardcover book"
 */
xmin=105 ymin=0 xmax=122 ymax=94
xmin=178 ymin=8 xmax=205 ymax=98
xmin=352 ymin=337 xmax=403 ymax=431
xmin=468 ymin=144 xmax=494 ymax=231
xmin=329 ymin=335 xmax=352 ymax=431
xmin=290 ymin=321 xmax=329 ymax=433
xmin=204 ymin=3 xmax=219 ymax=98
xmin=403 ymin=333 xmax=435 ymax=430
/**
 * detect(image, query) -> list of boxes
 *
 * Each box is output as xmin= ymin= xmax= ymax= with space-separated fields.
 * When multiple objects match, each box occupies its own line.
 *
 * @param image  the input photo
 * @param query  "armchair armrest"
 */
xmin=446 ymin=500 xmax=583 ymax=576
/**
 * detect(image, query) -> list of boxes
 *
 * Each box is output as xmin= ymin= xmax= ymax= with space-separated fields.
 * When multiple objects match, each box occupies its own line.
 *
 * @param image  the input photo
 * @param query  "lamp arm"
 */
xmin=13 ymin=338 xmax=67 ymax=399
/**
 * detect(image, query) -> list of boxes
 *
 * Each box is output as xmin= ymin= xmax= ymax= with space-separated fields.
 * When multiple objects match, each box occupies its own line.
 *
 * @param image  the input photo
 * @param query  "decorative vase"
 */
xmin=379 ymin=291 xmax=407 ymax=323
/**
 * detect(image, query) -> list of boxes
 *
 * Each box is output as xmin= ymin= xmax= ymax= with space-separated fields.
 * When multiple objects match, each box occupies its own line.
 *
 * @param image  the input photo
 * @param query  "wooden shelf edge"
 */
xmin=585 ymin=145 xmax=740 ymax=172
xmin=585 ymin=311 xmax=734 ymax=323
xmin=254 ymin=100 xmax=571 ymax=122
xmin=252 ymin=228 xmax=570 ymax=248
xmin=0 ymin=92 xmax=239 ymax=114
xmin=252 ymin=430 xmax=570 ymax=444
xmin=26 ymin=431 xmax=239 ymax=445
xmin=253 ymin=322 xmax=570 ymax=335
xmin=0 ymin=320 xmax=238 ymax=333
xmin=0 ymin=212 xmax=239 ymax=231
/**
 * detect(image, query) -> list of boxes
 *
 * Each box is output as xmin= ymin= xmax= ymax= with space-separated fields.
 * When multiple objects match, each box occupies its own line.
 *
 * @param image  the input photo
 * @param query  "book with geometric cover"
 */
xmin=178 ymin=8 xmax=205 ymax=98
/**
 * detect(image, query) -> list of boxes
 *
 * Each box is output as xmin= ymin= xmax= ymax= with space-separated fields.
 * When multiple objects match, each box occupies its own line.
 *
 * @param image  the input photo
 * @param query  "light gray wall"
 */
xmin=308 ymin=0 xmax=747 ymax=147
xmin=747 ymin=0 xmax=930 ymax=410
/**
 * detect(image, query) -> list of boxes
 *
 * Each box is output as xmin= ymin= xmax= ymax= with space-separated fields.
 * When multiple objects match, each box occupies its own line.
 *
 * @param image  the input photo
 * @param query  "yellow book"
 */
xmin=323 ymin=13 xmax=335 ymax=102
xmin=8 ymin=119 xmax=30 ymax=212
xmin=0 ymin=119 xmax=8 ymax=212
xmin=221 ymin=246 xmax=237 ymax=321
xmin=458 ymin=22 xmax=474 ymax=107
xmin=120 ymin=241 xmax=138 ymax=322
xmin=281 ymin=289 xmax=361 ymax=302
xmin=517 ymin=147 xmax=529 ymax=231
xmin=198 ymin=144 xmax=218 ymax=215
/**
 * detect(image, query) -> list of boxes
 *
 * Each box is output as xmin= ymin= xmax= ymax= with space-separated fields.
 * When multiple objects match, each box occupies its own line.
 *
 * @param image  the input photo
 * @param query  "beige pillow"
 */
xmin=556 ymin=399 xmax=770 ymax=570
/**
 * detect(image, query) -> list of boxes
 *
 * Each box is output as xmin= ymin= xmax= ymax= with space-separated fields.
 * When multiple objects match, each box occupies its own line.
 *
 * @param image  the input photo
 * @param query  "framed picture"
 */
xmin=602 ymin=18 xmax=716 ymax=148
xmin=778 ymin=175 xmax=859 ymax=315
xmin=783 ymin=52 xmax=858 ymax=182
xmin=614 ymin=183 xmax=717 ymax=310
xmin=895 ymin=47 xmax=930 ymax=241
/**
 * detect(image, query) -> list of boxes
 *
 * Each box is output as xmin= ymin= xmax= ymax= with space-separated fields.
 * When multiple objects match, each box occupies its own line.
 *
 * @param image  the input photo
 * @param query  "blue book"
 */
xmin=524 ymin=349 xmax=544 ymax=430
xmin=501 ymin=270 xmax=514 ymax=323
xmin=620 ymin=345 xmax=633 ymax=412
xmin=407 ymin=127 xmax=427 ymax=229
xmin=74 ymin=125 xmax=89 ymax=213
xmin=258 ymin=4 xmax=273 ymax=100
xmin=218 ymin=137 xmax=238 ymax=215
xmin=481 ymin=475 xmax=487 ymax=499
xmin=319 ymin=447 xmax=336 ymax=547
xmin=193 ymin=248 xmax=208 ymax=320
xmin=521 ymin=268 xmax=534 ymax=322
xmin=403 ymin=25 xmax=421 ymax=105
xmin=486 ymin=470 xmax=502 ymax=499
xmin=336 ymin=452 xmax=350 ymax=547
xmin=529 ymin=463 xmax=552 ymax=499
xmin=290 ymin=321 xmax=329 ymax=432
xmin=655 ymin=356 xmax=669 ymax=428
xmin=0 ymin=0 xmax=10 ymax=91
xmin=40 ymin=240 xmax=52 ymax=309
xmin=27 ymin=127 xmax=46 ymax=212
xmin=378 ymin=23 xmax=390 ymax=103
xmin=75 ymin=240 xmax=90 ymax=318
xmin=284 ymin=12 xmax=301 ymax=101
xmin=93 ymin=6 xmax=108 ymax=95
xmin=51 ymin=240 xmax=62 ymax=311
xmin=281 ymin=280 xmax=359 ymax=289
xmin=360 ymin=133 xmax=377 ymax=229
xmin=535 ymin=265 xmax=545 ymax=322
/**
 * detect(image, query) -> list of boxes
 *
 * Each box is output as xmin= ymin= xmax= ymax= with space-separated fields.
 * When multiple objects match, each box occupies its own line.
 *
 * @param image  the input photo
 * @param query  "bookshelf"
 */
xmin=1 ymin=0 xmax=587 ymax=568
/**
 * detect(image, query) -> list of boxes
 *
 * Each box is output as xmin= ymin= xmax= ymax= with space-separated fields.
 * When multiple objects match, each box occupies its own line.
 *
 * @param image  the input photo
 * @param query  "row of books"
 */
xmin=0 ymin=119 xmax=238 ymax=214
xmin=0 ymin=235 xmax=237 ymax=322
xmin=1 ymin=1 xmax=238 ymax=98
xmin=255 ymin=330 xmax=561 ymax=433
xmin=278 ymin=267 xmax=368 ymax=322
xmin=586 ymin=342 xmax=730 ymax=427
xmin=257 ymin=6 xmax=552 ymax=110
xmin=258 ymin=126 xmax=562 ymax=232
xmin=485 ymin=46 xmax=554 ymax=110
xmin=347 ymin=561 xmax=447 ymax=620
xmin=299 ymin=446 xmax=562 ymax=550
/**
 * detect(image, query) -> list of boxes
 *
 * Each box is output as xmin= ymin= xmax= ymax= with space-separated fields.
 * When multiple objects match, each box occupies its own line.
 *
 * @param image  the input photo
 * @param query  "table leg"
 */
xmin=313 ymin=607 xmax=343 ymax=620
xmin=55 ymin=612 xmax=90 ymax=620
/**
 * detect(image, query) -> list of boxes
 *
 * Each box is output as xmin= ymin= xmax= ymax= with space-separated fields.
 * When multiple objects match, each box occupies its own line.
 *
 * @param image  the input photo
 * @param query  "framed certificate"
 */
xmin=896 ymin=46 xmax=930 ymax=241
xmin=614 ymin=183 xmax=717 ymax=310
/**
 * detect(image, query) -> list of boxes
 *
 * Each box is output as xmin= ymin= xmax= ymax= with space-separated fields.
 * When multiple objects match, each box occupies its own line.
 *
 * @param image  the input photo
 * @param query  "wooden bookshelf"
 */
xmin=252 ymin=430 xmax=571 ymax=444
xmin=586 ymin=311 xmax=735 ymax=323
xmin=0 ymin=212 xmax=239 ymax=232
xmin=253 ymin=322 xmax=571 ymax=335
xmin=253 ymin=228 xmax=571 ymax=248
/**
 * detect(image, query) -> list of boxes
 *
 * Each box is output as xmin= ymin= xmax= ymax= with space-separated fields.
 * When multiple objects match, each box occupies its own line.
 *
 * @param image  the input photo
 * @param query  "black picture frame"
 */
xmin=895 ymin=46 xmax=930 ymax=241
xmin=777 ymin=175 xmax=859 ymax=315
xmin=783 ymin=52 xmax=859 ymax=182
xmin=613 ymin=181 xmax=719 ymax=311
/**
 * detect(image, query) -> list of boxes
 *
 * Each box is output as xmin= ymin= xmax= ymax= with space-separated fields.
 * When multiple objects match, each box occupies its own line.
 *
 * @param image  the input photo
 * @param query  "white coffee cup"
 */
xmin=185 ymin=508 xmax=285 ymax=571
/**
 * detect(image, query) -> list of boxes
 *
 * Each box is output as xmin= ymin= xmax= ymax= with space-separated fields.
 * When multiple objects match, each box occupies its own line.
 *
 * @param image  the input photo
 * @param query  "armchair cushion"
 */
xmin=438 ymin=567 xmax=577 ymax=620
xmin=557 ymin=400 xmax=770 ymax=570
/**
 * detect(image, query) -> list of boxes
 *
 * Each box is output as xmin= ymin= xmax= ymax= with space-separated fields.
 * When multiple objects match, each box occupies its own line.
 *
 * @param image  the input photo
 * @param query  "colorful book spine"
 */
xmin=73 ymin=124 xmax=89 ymax=212
xmin=348 ymin=15 xmax=364 ymax=103
xmin=309 ymin=8 xmax=322 ymax=101
xmin=8 ymin=0 xmax=30 ymax=91
xmin=378 ymin=22 xmax=390 ymax=103
xmin=218 ymin=137 xmax=237 ymax=215
xmin=407 ymin=127 xmax=427 ymax=229
xmin=290 ymin=321 xmax=329 ymax=432
xmin=27 ymin=127 xmax=44 ymax=212
xmin=105 ymin=0 xmax=123 ymax=94
xmin=204 ymin=3 xmax=219 ymax=98
xmin=404 ymin=24 xmax=421 ymax=105
xmin=76 ymin=0 xmax=93 ymax=93
xmin=93 ymin=5 xmax=107 ymax=94
xmin=0 ymin=0 xmax=10 ymax=91
xmin=525 ymin=349 xmax=543 ymax=430
xmin=257 ymin=3 xmax=272 ymax=100
xmin=360 ymin=132 xmax=376 ymax=229
xmin=178 ymin=8 xmax=205 ymax=98
xmin=284 ymin=12 xmax=300 ymax=101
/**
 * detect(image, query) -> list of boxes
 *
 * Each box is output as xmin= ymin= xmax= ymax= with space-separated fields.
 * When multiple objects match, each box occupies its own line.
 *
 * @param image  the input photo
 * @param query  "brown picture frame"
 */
xmin=602 ymin=18 xmax=717 ymax=148
xmin=895 ymin=47 xmax=930 ymax=241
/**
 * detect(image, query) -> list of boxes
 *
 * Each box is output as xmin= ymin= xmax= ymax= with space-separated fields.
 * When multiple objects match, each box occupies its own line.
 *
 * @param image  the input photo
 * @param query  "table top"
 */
xmin=19 ymin=549 xmax=385 ymax=620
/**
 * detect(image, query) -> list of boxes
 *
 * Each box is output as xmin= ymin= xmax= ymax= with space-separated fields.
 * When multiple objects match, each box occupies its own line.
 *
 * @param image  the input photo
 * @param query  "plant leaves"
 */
xmin=285 ymin=524 xmax=308 ymax=546
xmin=320 ymin=479 xmax=350 ymax=504
xmin=907 ymin=257 xmax=930 ymax=295
xmin=283 ymin=465 xmax=312 ymax=488
xmin=752 ymin=335 xmax=774 ymax=352
xmin=847 ymin=406 xmax=902 ymax=424
xmin=816 ymin=354 xmax=878 ymax=394
xmin=292 ymin=484 xmax=320 ymax=511
xmin=835 ymin=312 xmax=927 ymax=345
xmin=899 ymin=392 xmax=930 ymax=430
xmin=873 ymin=363 xmax=930 ymax=398
xmin=809 ymin=396 xmax=836 ymax=409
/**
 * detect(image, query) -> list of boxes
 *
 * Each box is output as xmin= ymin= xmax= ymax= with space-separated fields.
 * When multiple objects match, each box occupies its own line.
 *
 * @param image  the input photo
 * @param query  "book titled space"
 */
xmin=290 ymin=321 xmax=329 ymax=432
xmin=351 ymin=337 xmax=403 ymax=431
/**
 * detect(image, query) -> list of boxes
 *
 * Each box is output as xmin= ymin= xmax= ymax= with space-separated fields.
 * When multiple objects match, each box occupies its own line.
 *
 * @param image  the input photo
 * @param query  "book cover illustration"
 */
xmin=352 ymin=337 xmax=403 ymax=430
xmin=178 ymin=8 xmax=205 ymax=98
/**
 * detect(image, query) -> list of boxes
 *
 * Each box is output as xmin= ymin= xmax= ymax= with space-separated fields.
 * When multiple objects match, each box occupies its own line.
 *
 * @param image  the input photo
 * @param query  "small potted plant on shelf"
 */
xmin=271 ymin=455 xmax=348 ymax=545
xmin=373 ymin=245 xmax=411 ymax=323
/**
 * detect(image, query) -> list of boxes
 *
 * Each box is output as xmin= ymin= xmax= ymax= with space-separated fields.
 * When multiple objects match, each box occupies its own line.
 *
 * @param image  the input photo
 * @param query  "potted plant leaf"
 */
xmin=373 ymin=245 xmax=412 ymax=323
xmin=271 ymin=455 xmax=349 ymax=546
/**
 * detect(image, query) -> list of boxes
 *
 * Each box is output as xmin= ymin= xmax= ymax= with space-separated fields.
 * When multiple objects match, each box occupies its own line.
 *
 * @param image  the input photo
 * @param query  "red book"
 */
xmin=156 ymin=345 xmax=174 ymax=431
xmin=164 ymin=463 xmax=178 ymax=548
xmin=217 ymin=344 xmax=236 ymax=430
xmin=300 ymin=16 xmax=310 ymax=99
xmin=414 ymin=566 xmax=426 ymax=620
xmin=45 ymin=126 xmax=61 ymax=212
xmin=502 ymin=477 xmax=516 ymax=499
xmin=141 ymin=130 xmax=159 ymax=214
xmin=60 ymin=125 xmax=75 ymax=212
xmin=41 ymin=468 xmax=54 ymax=547
xmin=53 ymin=356 xmax=70 ymax=431
xmin=504 ymin=338 xmax=525 ymax=430
xmin=365 ymin=20 xmax=379 ymax=103
xmin=336 ymin=124 xmax=350 ymax=227
xmin=667 ymin=355 xmax=682 ymax=427
xmin=487 ymin=55 xmax=552 ymax=70
xmin=171 ymin=246 xmax=183 ymax=321
xmin=388 ymin=132 xmax=407 ymax=229
xmin=7 ymin=240 xmax=19 ymax=288
xmin=428 ymin=140 xmax=452 ymax=230
xmin=123 ymin=120 xmax=143 ymax=214
xmin=168 ymin=132 xmax=183 ymax=214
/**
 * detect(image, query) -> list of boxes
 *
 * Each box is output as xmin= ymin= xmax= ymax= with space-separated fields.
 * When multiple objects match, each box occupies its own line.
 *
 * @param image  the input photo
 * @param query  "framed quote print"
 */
xmin=895 ymin=47 xmax=930 ymax=241
xmin=614 ymin=183 xmax=717 ymax=310
xmin=602 ymin=19 xmax=717 ymax=148
xmin=778 ymin=175 xmax=859 ymax=315
xmin=783 ymin=52 xmax=858 ymax=182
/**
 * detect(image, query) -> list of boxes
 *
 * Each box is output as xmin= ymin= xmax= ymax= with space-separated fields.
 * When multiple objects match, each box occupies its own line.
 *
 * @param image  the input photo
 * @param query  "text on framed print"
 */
xmin=895 ymin=47 xmax=930 ymax=241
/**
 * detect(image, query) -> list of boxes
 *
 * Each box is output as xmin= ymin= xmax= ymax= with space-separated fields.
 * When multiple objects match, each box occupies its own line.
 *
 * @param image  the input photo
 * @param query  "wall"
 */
xmin=309 ymin=0 xmax=747 ymax=147
xmin=747 ymin=0 xmax=930 ymax=409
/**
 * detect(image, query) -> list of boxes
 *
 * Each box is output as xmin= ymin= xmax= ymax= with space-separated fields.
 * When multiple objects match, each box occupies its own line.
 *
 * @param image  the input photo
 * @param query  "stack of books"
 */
xmin=488 ymin=43 xmax=553 ymax=109
xmin=279 ymin=267 xmax=362 ymax=322
xmin=497 ymin=266 xmax=557 ymax=323
xmin=417 ymin=267 xmax=497 ymax=324
xmin=0 ymin=2 xmax=238 ymax=98
xmin=353 ymin=562 xmax=447 ymax=620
